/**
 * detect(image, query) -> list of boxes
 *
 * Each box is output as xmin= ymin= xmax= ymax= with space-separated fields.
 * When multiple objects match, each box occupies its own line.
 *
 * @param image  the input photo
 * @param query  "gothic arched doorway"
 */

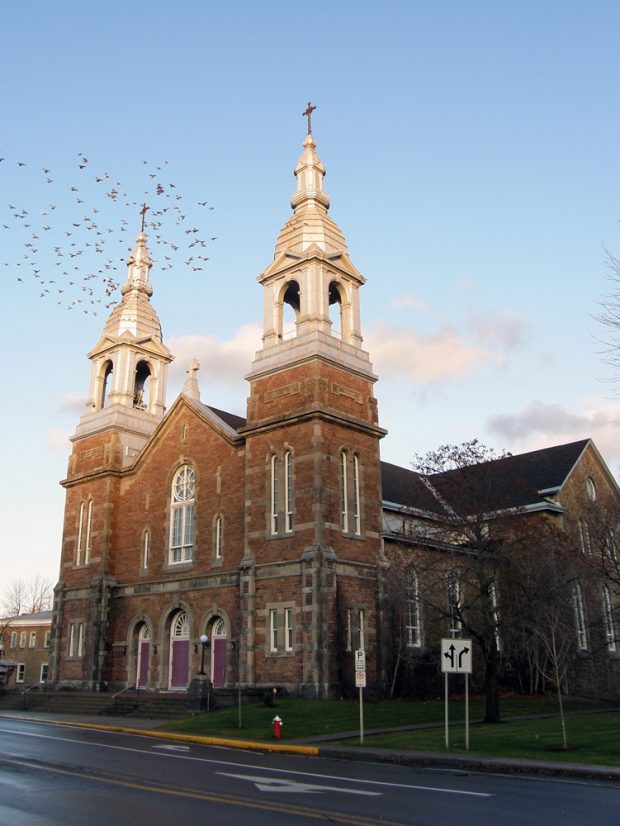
xmin=136 ymin=624 xmax=150 ymax=688
xmin=169 ymin=611 xmax=190 ymax=690
xmin=211 ymin=617 xmax=227 ymax=689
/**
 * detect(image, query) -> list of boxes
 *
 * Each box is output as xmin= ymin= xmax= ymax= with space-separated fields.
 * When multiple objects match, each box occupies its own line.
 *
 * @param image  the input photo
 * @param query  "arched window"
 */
xmin=76 ymin=499 xmax=92 ymax=566
xmin=284 ymin=450 xmax=294 ymax=532
xmin=340 ymin=450 xmax=349 ymax=533
xmin=572 ymin=584 xmax=588 ymax=650
xmin=447 ymin=575 xmax=462 ymax=638
xmin=489 ymin=582 xmax=501 ymax=652
xmin=405 ymin=569 xmax=421 ymax=647
xmin=169 ymin=466 xmax=195 ymax=564
xmin=142 ymin=530 xmax=150 ymax=569
xmin=214 ymin=515 xmax=223 ymax=559
xmin=172 ymin=612 xmax=190 ymax=639
xmin=579 ymin=519 xmax=591 ymax=555
xmin=340 ymin=451 xmax=361 ymax=536
xmin=352 ymin=454 xmax=361 ymax=535
xmin=603 ymin=587 xmax=616 ymax=652
xmin=270 ymin=455 xmax=279 ymax=534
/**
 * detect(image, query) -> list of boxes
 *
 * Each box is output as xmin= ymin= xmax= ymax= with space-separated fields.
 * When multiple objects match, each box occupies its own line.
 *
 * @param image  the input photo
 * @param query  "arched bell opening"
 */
xmin=328 ymin=280 xmax=344 ymax=340
xmin=133 ymin=360 xmax=151 ymax=410
xmin=100 ymin=360 xmax=114 ymax=409
xmin=278 ymin=280 xmax=300 ymax=340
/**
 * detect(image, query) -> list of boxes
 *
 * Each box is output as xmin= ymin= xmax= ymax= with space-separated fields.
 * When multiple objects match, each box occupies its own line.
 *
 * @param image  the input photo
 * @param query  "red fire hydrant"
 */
xmin=272 ymin=715 xmax=283 ymax=740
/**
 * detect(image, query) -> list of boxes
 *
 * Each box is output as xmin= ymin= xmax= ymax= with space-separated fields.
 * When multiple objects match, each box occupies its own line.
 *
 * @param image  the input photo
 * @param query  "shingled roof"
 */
xmin=381 ymin=439 xmax=591 ymax=517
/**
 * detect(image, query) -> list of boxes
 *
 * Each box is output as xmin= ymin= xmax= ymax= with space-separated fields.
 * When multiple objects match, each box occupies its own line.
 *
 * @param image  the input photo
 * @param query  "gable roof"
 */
xmin=381 ymin=439 xmax=591 ymax=517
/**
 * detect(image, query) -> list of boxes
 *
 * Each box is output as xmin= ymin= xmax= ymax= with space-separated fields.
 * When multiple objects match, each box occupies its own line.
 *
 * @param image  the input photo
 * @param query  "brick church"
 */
xmin=49 ymin=120 xmax=620 ymax=699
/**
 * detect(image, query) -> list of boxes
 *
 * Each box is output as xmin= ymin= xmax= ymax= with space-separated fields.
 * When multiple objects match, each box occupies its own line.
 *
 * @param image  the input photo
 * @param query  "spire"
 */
xmin=182 ymin=358 xmax=201 ymax=401
xmin=101 ymin=227 xmax=162 ymax=341
xmin=274 ymin=106 xmax=347 ymax=256
xmin=253 ymin=106 xmax=368 ymax=357
xmin=81 ymin=208 xmax=174 ymax=432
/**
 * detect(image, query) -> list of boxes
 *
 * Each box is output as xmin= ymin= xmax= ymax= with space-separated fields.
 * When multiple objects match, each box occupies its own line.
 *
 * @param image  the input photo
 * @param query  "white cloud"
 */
xmin=57 ymin=393 xmax=87 ymax=414
xmin=366 ymin=323 xmax=503 ymax=382
xmin=487 ymin=398 xmax=620 ymax=468
xmin=389 ymin=292 xmax=428 ymax=311
xmin=48 ymin=428 xmax=72 ymax=450
xmin=469 ymin=311 xmax=525 ymax=352
xmin=167 ymin=324 xmax=262 ymax=386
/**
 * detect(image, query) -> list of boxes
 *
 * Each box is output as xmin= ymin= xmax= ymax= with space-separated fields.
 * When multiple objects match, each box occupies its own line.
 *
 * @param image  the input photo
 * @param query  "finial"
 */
xmin=182 ymin=358 xmax=201 ymax=400
xmin=140 ymin=202 xmax=149 ymax=233
xmin=302 ymin=101 xmax=316 ymax=135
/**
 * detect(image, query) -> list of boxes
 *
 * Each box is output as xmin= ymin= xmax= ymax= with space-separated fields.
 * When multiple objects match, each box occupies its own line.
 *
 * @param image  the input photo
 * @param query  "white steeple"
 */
xmin=74 ymin=218 xmax=174 ymax=462
xmin=249 ymin=107 xmax=373 ymax=382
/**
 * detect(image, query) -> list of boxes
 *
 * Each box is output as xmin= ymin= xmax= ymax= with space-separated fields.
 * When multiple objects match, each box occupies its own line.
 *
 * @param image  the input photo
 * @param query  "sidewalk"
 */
xmin=2 ymin=709 xmax=620 ymax=782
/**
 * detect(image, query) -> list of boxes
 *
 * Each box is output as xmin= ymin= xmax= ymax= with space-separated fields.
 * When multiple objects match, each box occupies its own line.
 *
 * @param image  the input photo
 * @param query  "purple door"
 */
xmin=170 ymin=639 xmax=189 ymax=689
xmin=212 ymin=638 xmax=227 ymax=688
xmin=137 ymin=641 xmax=149 ymax=687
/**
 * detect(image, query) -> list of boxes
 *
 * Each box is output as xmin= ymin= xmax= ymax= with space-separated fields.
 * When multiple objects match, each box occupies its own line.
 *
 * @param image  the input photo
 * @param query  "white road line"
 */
xmin=0 ymin=724 xmax=492 ymax=797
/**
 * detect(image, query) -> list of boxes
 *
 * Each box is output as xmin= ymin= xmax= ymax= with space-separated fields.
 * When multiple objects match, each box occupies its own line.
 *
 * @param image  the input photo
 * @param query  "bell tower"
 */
xmin=73 ymin=223 xmax=174 ymax=467
xmin=241 ymin=111 xmax=386 ymax=698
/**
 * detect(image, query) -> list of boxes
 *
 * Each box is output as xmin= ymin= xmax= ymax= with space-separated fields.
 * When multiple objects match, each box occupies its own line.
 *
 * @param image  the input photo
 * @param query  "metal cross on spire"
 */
xmin=302 ymin=101 xmax=316 ymax=135
xmin=140 ymin=202 xmax=149 ymax=233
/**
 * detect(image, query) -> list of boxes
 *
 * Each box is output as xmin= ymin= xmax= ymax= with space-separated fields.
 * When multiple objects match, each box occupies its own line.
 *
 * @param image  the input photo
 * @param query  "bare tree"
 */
xmin=507 ymin=523 xmax=591 ymax=749
xmin=2 ymin=576 xmax=53 ymax=617
xmin=597 ymin=251 xmax=620 ymax=392
xmin=410 ymin=440 xmax=513 ymax=724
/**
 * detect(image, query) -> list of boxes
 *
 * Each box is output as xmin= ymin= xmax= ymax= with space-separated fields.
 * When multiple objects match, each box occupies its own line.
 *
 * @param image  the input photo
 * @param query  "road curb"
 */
xmin=1 ymin=715 xmax=318 ymax=756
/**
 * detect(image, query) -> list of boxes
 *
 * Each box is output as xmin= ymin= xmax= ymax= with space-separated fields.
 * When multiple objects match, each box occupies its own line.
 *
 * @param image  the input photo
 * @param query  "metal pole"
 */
xmin=465 ymin=673 xmax=470 ymax=752
xmin=444 ymin=672 xmax=449 ymax=750
xmin=359 ymin=686 xmax=364 ymax=745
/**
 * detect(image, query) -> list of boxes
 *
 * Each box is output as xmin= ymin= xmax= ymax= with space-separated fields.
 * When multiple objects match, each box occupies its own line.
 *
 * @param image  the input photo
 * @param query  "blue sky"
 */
xmin=2 ymin=1 xmax=620 ymax=593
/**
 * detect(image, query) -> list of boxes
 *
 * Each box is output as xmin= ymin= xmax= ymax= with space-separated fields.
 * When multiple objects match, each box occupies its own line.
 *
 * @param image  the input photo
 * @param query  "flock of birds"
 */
xmin=1 ymin=153 xmax=216 ymax=316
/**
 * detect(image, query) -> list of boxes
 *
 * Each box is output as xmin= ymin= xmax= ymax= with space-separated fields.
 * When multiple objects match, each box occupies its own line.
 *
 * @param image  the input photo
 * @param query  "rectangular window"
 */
xmin=353 ymin=455 xmax=361 ymax=535
xmin=69 ymin=622 xmax=85 ymax=658
xmin=269 ymin=609 xmax=278 ymax=653
xmin=29 ymin=632 xmax=37 ymax=649
xmin=40 ymin=663 xmax=49 ymax=683
xmin=84 ymin=499 xmax=93 ymax=564
xmin=44 ymin=631 xmax=51 ymax=648
xmin=170 ymin=504 xmax=194 ymax=563
xmin=573 ymin=585 xmax=588 ymax=650
xmin=10 ymin=632 xmax=17 ymax=649
xmin=16 ymin=663 xmax=25 ymax=683
xmin=285 ymin=607 xmax=294 ymax=651
xmin=19 ymin=632 xmax=26 ymax=648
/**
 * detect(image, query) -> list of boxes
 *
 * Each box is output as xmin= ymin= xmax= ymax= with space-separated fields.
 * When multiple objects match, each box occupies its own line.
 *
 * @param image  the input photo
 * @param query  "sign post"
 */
xmin=355 ymin=649 xmax=366 ymax=744
xmin=440 ymin=638 xmax=473 ymax=751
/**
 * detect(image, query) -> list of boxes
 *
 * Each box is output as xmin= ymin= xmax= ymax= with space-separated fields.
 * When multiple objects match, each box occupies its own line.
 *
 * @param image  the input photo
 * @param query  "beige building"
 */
xmin=0 ymin=611 xmax=52 ymax=689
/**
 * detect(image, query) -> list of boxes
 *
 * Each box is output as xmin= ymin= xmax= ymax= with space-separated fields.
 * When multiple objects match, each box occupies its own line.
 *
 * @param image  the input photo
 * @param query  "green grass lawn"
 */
xmin=160 ymin=695 xmax=620 ymax=765
xmin=351 ymin=710 xmax=620 ymax=767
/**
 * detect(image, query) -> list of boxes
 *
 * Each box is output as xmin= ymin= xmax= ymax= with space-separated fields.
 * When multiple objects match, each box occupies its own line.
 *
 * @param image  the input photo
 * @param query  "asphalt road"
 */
xmin=0 ymin=719 xmax=618 ymax=825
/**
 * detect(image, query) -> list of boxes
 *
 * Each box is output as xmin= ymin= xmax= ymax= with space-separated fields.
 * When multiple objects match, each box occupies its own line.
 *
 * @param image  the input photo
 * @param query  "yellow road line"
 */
xmin=2 ymin=756 xmax=406 ymax=826
xmin=6 ymin=716 xmax=319 ymax=755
